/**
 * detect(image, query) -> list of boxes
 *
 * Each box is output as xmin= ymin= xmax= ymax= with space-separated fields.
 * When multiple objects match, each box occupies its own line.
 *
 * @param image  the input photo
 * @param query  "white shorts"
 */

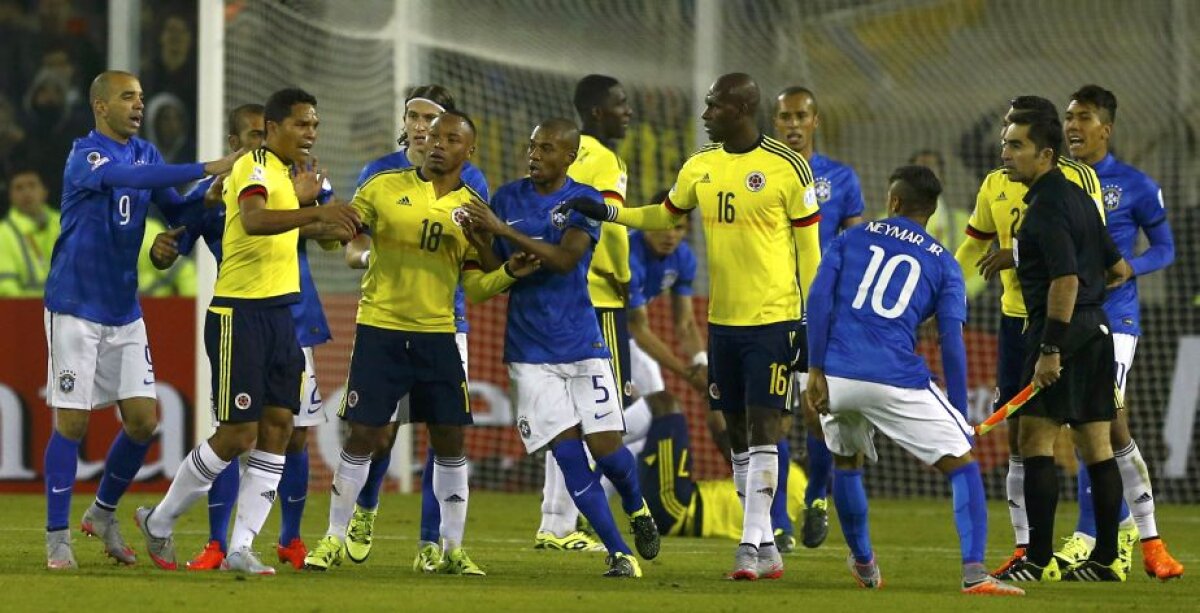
xmin=508 ymin=358 xmax=624 ymax=453
xmin=44 ymin=310 xmax=156 ymax=410
xmin=1113 ymin=333 xmax=1138 ymax=402
xmin=293 ymin=347 xmax=325 ymax=427
xmin=820 ymin=376 xmax=974 ymax=465
xmin=391 ymin=332 xmax=469 ymax=423
xmin=629 ymin=339 xmax=665 ymax=397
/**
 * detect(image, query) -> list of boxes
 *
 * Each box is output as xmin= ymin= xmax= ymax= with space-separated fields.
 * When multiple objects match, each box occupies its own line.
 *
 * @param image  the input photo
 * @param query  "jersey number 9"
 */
xmin=118 ymin=195 xmax=131 ymax=225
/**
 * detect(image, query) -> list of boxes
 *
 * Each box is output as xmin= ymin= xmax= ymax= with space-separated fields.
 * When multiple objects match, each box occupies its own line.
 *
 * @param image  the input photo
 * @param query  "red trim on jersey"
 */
xmin=664 ymin=196 xmax=685 ymax=215
xmin=462 ymin=261 xmax=482 ymax=272
xmin=600 ymin=190 xmax=625 ymax=205
xmin=965 ymin=224 xmax=996 ymax=240
xmin=790 ymin=211 xmax=821 ymax=228
xmin=238 ymin=185 xmax=268 ymax=202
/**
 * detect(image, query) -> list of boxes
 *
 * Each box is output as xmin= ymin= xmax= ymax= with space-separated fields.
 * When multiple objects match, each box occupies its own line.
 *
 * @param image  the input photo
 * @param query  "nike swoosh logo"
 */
xmin=108 ymin=473 xmax=131 ymax=483
xmin=572 ymin=482 xmax=594 ymax=497
xmin=594 ymin=411 xmax=613 ymax=420
xmin=143 ymin=378 xmax=154 ymax=385
xmin=505 ymin=218 xmax=524 ymax=225
xmin=50 ymin=486 xmax=71 ymax=494
xmin=306 ymin=405 xmax=322 ymax=415
xmin=530 ymin=236 xmax=543 ymax=240
xmin=286 ymin=496 xmax=306 ymax=503
xmin=207 ymin=503 xmax=225 ymax=508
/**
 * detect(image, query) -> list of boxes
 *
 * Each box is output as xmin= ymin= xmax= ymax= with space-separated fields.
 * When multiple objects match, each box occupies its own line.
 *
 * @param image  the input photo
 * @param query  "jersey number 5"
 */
xmin=852 ymin=245 xmax=921 ymax=319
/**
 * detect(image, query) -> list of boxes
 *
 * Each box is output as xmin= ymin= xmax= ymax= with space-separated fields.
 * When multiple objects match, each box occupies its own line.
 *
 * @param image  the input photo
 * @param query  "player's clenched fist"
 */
xmin=805 ymin=367 xmax=830 ymax=415
xmin=149 ymin=226 xmax=186 ymax=270
xmin=316 ymin=203 xmax=361 ymax=239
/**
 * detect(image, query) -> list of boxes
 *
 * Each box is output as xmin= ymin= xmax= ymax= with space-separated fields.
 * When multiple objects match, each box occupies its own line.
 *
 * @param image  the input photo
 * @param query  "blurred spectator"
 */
xmin=0 ymin=94 xmax=29 ymax=206
xmin=0 ymin=0 xmax=37 ymax=98
xmin=143 ymin=92 xmax=194 ymax=163
xmin=21 ymin=67 xmax=89 ymax=205
xmin=0 ymin=167 xmax=59 ymax=297
xmin=32 ymin=0 xmax=104 ymax=89
xmin=142 ymin=11 xmax=197 ymax=119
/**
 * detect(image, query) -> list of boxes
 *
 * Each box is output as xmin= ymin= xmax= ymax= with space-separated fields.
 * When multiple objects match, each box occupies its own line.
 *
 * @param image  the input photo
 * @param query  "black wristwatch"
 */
xmin=1039 ymin=344 xmax=1061 ymax=355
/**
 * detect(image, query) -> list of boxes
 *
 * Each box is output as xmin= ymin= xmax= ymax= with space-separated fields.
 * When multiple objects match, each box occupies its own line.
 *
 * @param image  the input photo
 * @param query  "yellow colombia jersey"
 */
xmin=568 ymin=134 xmax=630 ymax=309
xmin=667 ymin=136 xmax=820 ymax=326
xmin=962 ymin=159 xmax=1102 ymax=317
xmin=214 ymin=147 xmax=300 ymax=304
xmin=687 ymin=464 xmax=806 ymax=540
xmin=352 ymin=168 xmax=484 ymax=332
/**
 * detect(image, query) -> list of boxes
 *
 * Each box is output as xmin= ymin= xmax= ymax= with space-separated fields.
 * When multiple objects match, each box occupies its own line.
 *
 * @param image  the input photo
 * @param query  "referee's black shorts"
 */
xmin=1021 ymin=310 xmax=1116 ymax=426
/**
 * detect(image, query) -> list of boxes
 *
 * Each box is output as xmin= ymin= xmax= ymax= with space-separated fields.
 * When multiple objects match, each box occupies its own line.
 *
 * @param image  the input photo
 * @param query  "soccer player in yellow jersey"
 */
xmin=953 ymin=96 xmax=1103 ymax=576
xmin=303 ymin=112 xmax=537 ymax=576
xmin=569 ymin=73 xmax=822 ymax=580
xmin=136 ymin=88 xmax=359 ymax=574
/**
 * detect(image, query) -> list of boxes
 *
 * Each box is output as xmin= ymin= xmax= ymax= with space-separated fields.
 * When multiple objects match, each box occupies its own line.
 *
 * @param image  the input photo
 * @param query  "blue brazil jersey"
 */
xmin=1094 ymin=154 xmax=1168 ymax=336
xmin=46 ymin=131 xmax=186 ymax=325
xmin=357 ymin=149 xmax=490 ymax=335
xmin=628 ymin=231 xmax=697 ymax=309
xmin=491 ymin=177 xmax=606 ymax=364
xmin=178 ymin=176 xmax=334 ymax=347
xmin=808 ymin=153 xmax=866 ymax=250
xmin=819 ymin=216 xmax=967 ymax=388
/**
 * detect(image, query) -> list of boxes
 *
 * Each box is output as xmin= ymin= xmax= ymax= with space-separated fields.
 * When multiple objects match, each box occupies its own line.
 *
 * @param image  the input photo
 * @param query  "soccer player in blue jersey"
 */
xmin=806 ymin=165 xmax=1023 ymax=596
xmin=1060 ymin=85 xmax=1183 ymax=580
xmin=146 ymin=103 xmax=338 ymax=571
xmin=43 ymin=71 xmax=244 ymax=570
xmin=773 ymin=86 xmax=867 ymax=551
xmin=463 ymin=118 xmax=660 ymax=578
xmin=341 ymin=85 xmax=492 ymax=570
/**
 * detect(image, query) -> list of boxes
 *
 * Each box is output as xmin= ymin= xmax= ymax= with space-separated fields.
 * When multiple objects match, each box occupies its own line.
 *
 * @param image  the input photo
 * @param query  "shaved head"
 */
xmin=528 ymin=117 xmax=581 ymax=190
xmin=90 ymin=70 xmax=137 ymax=103
xmin=702 ymin=72 xmax=762 ymax=147
xmin=712 ymin=72 xmax=760 ymax=116
xmin=534 ymin=117 xmax=581 ymax=151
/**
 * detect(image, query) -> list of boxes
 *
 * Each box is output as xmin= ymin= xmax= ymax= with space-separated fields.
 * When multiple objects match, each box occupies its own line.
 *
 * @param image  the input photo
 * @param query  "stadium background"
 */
xmin=0 ymin=0 xmax=1198 ymax=503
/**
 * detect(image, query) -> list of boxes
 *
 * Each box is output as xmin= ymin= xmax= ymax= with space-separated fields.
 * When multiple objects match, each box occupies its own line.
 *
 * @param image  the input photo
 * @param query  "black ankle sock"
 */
xmin=1086 ymin=458 xmax=1122 ymax=566
xmin=1022 ymin=455 xmax=1058 ymax=566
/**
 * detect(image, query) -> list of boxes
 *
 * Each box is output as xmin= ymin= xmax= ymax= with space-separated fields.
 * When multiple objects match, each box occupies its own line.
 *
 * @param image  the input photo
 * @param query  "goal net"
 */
xmin=221 ymin=0 xmax=1200 ymax=502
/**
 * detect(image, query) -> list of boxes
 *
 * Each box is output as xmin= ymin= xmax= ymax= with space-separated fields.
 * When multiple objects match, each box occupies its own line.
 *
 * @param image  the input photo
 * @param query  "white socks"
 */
xmin=732 ymin=451 xmax=750 ymax=508
xmin=1007 ymin=456 xmax=1029 ymax=546
xmin=327 ymin=449 xmax=371 ymax=538
xmin=539 ymin=452 xmax=579 ymax=537
xmin=741 ymin=445 xmax=778 ymax=547
xmin=434 ymin=456 xmax=469 ymax=551
xmin=229 ymin=450 xmax=284 ymax=552
xmin=1115 ymin=441 xmax=1158 ymax=539
xmin=148 ymin=441 xmax=229 ymax=536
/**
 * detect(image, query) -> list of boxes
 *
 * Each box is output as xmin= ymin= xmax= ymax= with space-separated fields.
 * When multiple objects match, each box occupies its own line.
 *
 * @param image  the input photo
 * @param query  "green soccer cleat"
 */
xmin=802 ymin=498 xmax=829 ymax=548
xmin=345 ymin=505 xmax=376 ymax=563
xmin=413 ymin=541 xmax=441 ymax=573
xmin=1053 ymin=534 xmax=1093 ymax=569
xmin=629 ymin=503 xmax=661 ymax=560
xmin=774 ymin=529 xmax=797 ymax=554
xmin=603 ymin=552 xmax=642 ymax=578
xmin=438 ymin=547 xmax=485 ymax=576
xmin=302 ymin=535 xmax=345 ymax=572
xmin=1063 ymin=558 xmax=1127 ymax=582
xmin=1117 ymin=523 xmax=1138 ymax=577
xmin=534 ymin=530 xmax=605 ymax=552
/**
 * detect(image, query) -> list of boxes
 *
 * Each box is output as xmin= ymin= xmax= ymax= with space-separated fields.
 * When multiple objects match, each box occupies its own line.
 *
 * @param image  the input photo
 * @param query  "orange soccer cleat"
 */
xmin=1142 ymin=539 xmax=1184 ymax=581
xmin=991 ymin=547 xmax=1026 ymax=577
xmin=276 ymin=537 xmax=309 ymax=570
xmin=186 ymin=540 xmax=226 ymax=571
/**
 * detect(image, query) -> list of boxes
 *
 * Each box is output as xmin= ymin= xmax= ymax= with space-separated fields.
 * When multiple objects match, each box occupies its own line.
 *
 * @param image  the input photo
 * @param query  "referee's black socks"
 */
xmin=1022 ymin=455 xmax=1058 ymax=566
xmin=1085 ymin=458 xmax=1122 ymax=566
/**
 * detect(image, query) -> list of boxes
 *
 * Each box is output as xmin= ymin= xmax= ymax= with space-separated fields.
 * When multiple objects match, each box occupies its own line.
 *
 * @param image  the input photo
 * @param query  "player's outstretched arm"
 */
xmin=239 ymin=194 xmax=359 ymax=238
xmin=462 ymin=252 xmax=540 ymax=303
xmin=566 ymin=197 xmax=684 ymax=231
xmin=464 ymin=199 xmax=588 ymax=274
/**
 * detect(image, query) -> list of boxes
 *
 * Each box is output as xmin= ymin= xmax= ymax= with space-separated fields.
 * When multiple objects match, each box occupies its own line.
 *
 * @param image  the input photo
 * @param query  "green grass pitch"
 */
xmin=4 ymin=493 xmax=1197 ymax=611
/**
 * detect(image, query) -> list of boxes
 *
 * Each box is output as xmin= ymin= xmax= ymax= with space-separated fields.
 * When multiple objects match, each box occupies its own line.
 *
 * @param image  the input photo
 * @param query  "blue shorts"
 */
xmin=596 ymin=307 xmax=633 ymax=407
xmin=707 ymin=320 xmax=801 ymax=413
xmin=996 ymin=315 xmax=1028 ymax=412
xmin=339 ymin=324 xmax=471 ymax=427
xmin=638 ymin=412 xmax=697 ymax=536
xmin=205 ymin=304 xmax=304 ymax=424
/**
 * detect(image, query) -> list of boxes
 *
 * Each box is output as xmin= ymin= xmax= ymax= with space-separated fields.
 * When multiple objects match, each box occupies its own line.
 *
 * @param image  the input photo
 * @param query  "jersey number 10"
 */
xmin=851 ymin=245 xmax=921 ymax=319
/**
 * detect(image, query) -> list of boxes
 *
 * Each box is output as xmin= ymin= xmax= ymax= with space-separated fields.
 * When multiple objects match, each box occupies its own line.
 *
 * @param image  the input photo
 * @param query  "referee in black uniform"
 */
xmin=995 ymin=110 xmax=1132 ymax=583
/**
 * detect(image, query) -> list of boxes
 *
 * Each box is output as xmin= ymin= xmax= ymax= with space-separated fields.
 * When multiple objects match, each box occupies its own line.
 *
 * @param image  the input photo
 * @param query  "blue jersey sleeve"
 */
xmin=936 ymin=257 xmax=969 ymax=324
xmin=673 ymin=242 xmax=697 ymax=296
xmin=628 ymin=250 xmax=648 ymax=308
xmin=70 ymin=142 xmax=206 ymax=191
xmin=1128 ymin=183 xmax=1174 ymax=277
xmin=806 ymin=235 xmax=845 ymax=370
xmin=463 ymin=164 xmax=490 ymax=201
xmin=842 ymin=168 xmax=866 ymax=219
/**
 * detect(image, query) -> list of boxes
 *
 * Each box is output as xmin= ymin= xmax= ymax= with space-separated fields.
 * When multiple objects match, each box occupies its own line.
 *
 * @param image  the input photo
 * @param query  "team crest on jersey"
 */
xmin=235 ymin=393 xmax=252 ymax=410
xmin=347 ymin=390 xmax=359 ymax=408
xmin=660 ymin=270 xmax=678 ymax=294
xmin=709 ymin=383 xmax=721 ymax=400
xmin=550 ymin=203 xmax=570 ymax=229
xmin=813 ymin=177 xmax=832 ymax=203
xmin=58 ymin=370 xmax=76 ymax=393
xmin=745 ymin=171 xmax=766 ymax=192
xmin=450 ymin=206 xmax=470 ymax=227
xmin=86 ymin=151 xmax=110 ymax=171
xmin=1103 ymin=185 xmax=1123 ymax=211
xmin=248 ymin=165 xmax=265 ymax=183
xmin=517 ymin=416 xmax=532 ymax=439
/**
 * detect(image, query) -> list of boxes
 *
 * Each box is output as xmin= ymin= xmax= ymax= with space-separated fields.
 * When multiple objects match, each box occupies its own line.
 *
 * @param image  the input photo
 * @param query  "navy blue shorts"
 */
xmin=638 ymin=412 xmax=697 ymax=536
xmin=339 ymin=324 xmax=470 ymax=427
xmin=596 ymin=307 xmax=633 ymax=407
xmin=205 ymin=305 xmax=304 ymax=424
xmin=707 ymin=320 xmax=801 ymax=413
xmin=996 ymin=315 xmax=1028 ymax=412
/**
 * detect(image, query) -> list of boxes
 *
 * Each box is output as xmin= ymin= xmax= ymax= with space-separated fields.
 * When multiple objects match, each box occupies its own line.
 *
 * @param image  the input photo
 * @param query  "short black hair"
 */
xmin=573 ymin=74 xmax=620 ymax=118
xmin=227 ymin=103 xmax=264 ymax=136
xmin=439 ymin=109 xmax=477 ymax=136
xmin=1008 ymin=109 xmax=1063 ymax=163
xmin=1070 ymin=84 xmax=1118 ymax=124
xmin=406 ymin=84 xmax=456 ymax=111
xmin=264 ymin=88 xmax=317 ymax=125
xmin=1009 ymin=95 xmax=1057 ymax=119
xmin=776 ymin=86 xmax=818 ymax=114
xmin=8 ymin=165 xmax=43 ymax=181
xmin=888 ymin=165 xmax=942 ymax=217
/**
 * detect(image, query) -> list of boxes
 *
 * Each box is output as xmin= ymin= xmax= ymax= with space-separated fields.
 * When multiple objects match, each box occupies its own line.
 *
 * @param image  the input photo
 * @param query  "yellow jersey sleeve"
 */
xmin=965 ymin=172 xmax=1000 ymax=239
xmin=350 ymin=179 xmax=378 ymax=230
xmin=665 ymin=149 xmax=714 ymax=214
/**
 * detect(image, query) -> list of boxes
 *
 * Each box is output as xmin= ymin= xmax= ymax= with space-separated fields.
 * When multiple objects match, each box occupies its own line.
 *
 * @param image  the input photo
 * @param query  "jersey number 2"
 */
xmin=852 ymin=245 xmax=921 ymax=319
